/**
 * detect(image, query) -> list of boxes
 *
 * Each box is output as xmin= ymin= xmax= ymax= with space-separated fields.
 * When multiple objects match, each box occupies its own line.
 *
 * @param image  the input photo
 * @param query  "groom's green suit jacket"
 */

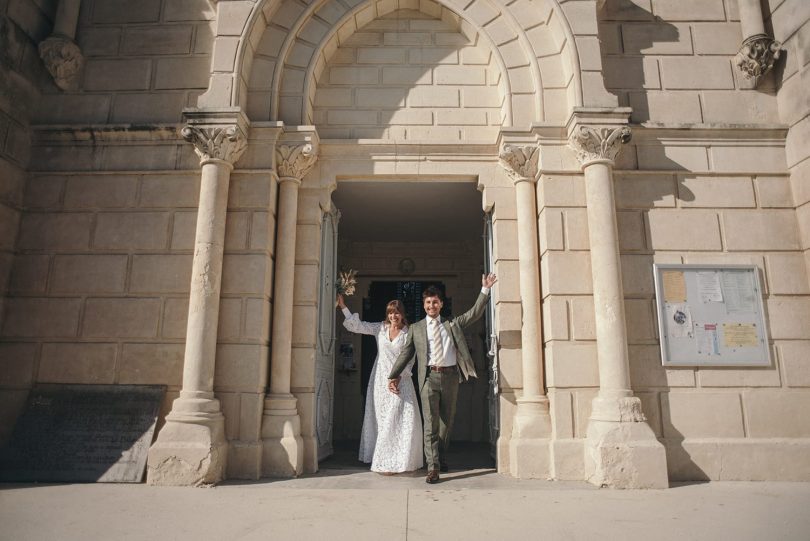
xmin=388 ymin=292 xmax=490 ymax=390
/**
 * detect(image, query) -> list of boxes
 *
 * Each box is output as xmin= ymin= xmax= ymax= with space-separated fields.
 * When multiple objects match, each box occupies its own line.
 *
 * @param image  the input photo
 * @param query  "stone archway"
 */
xmin=147 ymin=0 xmax=664 ymax=486
xmin=197 ymin=0 xmax=612 ymax=121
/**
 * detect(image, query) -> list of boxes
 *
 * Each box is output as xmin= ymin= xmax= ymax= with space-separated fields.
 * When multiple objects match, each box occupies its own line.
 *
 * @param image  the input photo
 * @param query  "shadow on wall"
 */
xmin=598 ymin=2 xmax=680 ymax=124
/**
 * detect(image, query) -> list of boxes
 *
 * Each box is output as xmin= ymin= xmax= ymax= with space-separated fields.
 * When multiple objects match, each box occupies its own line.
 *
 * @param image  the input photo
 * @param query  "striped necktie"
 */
xmin=430 ymin=318 xmax=445 ymax=366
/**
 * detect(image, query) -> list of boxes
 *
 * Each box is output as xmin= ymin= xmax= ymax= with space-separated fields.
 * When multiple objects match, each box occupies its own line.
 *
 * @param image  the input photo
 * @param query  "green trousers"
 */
xmin=420 ymin=368 xmax=459 ymax=471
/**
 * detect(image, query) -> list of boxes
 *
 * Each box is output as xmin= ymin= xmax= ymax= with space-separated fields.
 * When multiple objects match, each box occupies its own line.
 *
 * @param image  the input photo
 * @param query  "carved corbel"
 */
xmin=181 ymin=124 xmax=248 ymax=166
xmin=568 ymin=125 xmax=632 ymax=168
xmin=735 ymin=34 xmax=781 ymax=83
xmin=498 ymin=145 xmax=539 ymax=184
xmin=276 ymin=142 xmax=318 ymax=181
xmin=39 ymin=36 xmax=84 ymax=91
xmin=39 ymin=0 xmax=84 ymax=91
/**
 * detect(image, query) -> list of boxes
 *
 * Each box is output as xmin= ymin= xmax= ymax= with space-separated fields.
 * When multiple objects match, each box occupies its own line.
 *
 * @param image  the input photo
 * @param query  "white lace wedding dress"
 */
xmin=342 ymin=309 xmax=423 ymax=473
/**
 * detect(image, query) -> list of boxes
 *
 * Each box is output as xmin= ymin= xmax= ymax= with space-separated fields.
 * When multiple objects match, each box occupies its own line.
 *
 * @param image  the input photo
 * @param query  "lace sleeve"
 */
xmin=341 ymin=308 xmax=383 ymax=336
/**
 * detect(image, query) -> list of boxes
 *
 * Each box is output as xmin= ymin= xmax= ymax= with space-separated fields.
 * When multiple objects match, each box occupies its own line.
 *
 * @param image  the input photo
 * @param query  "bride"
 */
xmin=337 ymin=294 xmax=423 ymax=474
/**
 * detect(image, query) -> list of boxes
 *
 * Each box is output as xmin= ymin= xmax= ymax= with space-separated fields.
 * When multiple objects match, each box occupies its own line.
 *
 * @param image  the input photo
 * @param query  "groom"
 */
xmin=388 ymin=273 xmax=497 ymax=484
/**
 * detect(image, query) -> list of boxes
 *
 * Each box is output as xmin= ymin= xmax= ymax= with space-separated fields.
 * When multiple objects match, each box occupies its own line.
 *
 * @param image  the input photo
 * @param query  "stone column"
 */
xmin=261 ymin=140 xmax=318 ymax=477
xmin=734 ymin=0 xmax=781 ymax=85
xmin=147 ymin=113 xmax=248 ymax=486
xmin=568 ymin=122 xmax=668 ymax=489
xmin=38 ymin=0 xmax=84 ymax=91
xmin=499 ymin=144 xmax=552 ymax=479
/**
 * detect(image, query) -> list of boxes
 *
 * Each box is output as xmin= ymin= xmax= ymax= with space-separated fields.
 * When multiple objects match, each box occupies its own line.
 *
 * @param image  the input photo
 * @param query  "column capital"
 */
xmin=568 ymin=125 xmax=632 ymax=168
xmin=276 ymin=142 xmax=318 ymax=181
xmin=498 ymin=144 xmax=539 ymax=184
xmin=735 ymin=34 xmax=782 ymax=84
xmin=181 ymin=107 xmax=250 ymax=167
xmin=181 ymin=124 xmax=247 ymax=166
xmin=38 ymin=35 xmax=84 ymax=91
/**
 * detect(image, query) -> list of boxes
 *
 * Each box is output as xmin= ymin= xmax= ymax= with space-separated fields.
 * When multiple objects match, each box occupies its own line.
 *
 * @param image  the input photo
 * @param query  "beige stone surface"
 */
xmin=745 ymin=390 xmax=810 ymax=437
xmin=119 ymin=343 xmax=184 ymax=386
xmin=82 ymin=298 xmax=161 ymax=338
xmin=663 ymin=392 xmax=745 ymax=438
xmin=38 ymin=342 xmax=118 ymax=384
xmin=51 ymin=255 xmax=128 ymax=293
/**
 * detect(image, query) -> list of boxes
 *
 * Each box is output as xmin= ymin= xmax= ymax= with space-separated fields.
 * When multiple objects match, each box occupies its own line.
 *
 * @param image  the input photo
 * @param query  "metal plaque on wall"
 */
xmin=0 ymin=384 xmax=165 ymax=483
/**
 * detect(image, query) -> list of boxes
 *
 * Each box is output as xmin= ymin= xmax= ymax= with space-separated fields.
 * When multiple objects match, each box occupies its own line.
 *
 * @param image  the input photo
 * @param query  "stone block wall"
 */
xmin=0 ymin=129 xmax=278 ymax=454
xmin=309 ymin=9 xmax=504 ymax=141
xmin=0 ymin=0 xmax=54 ymax=436
xmin=599 ymin=0 xmax=780 ymax=124
xmin=35 ymin=0 xmax=215 ymax=125
xmin=539 ymin=123 xmax=810 ymax=479
xmin=767 ymin=0 xmax=810 ymax=303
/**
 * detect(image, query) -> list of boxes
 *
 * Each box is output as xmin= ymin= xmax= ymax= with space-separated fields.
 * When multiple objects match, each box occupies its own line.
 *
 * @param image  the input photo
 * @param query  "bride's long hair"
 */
xmin=385 ymin=299 xmax=408 ymax=327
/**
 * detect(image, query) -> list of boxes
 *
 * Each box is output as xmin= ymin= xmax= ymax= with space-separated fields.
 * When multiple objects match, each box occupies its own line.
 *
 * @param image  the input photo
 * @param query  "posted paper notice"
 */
xmin=662 ymin=271 xmax=687 ymax=303
xmin=697 ymin=271 xmax=723 ymax=303
xmin=666 ymin=303 xmax=693 ymax=338
xmin=722 ymin=323 xmax=759 ymax=347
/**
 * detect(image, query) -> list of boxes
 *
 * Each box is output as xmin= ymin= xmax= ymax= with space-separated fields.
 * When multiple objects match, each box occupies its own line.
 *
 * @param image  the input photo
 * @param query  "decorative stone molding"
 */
xmin=568 ymin=125 xmax=632 ymax=167
xmin=276 ymin=143 xmax=318 ymax=180
xmin=735 ymin=34 xmax=781 ymax=82
xmin=38 ymin=36 xmax=84 ymax=91
xmin=498 ymin=145 xmax=538 ymax=183
xmin=181 ymin=124 xmax=247 ymax=166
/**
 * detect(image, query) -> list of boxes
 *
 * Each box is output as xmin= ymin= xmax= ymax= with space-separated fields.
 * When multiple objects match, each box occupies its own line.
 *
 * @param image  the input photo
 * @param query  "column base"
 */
xmin=584 ymin=397 xmax=668 ymax=489
xmin=261 ymin=394 xmax=304 ymax=477
xmin=146 ymin=395 xmax=228 ymax=486
xmin=509 ymin=396 xmax=552 ymax=479
xmin=227 ymin=440 xmax=263 ymax=480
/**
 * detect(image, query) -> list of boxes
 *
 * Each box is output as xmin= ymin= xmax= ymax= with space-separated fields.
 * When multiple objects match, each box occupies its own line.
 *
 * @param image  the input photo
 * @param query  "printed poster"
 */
xmin=697 ymin=271 xmax=723 ymax=303
xmin=696 ymin=323 xmax=720 ymax=355
xmin=666 ymin=303 xmax=693 ymax=338
xmin=662 ymin=271 xmax=687 ymax=303
xmin=723 ymin=323 xmax=759 ymax=348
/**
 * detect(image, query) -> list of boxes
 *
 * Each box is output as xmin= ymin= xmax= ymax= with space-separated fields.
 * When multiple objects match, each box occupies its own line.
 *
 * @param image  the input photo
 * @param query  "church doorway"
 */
xmin=323 ymin=180 xmax=495 ymax=471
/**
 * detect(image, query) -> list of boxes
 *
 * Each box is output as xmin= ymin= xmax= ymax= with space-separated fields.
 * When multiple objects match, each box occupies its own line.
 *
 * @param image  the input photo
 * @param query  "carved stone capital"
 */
xmin=568 ymin=125 xmax=632 ymax=167
xmin=181 ymin=124 xmax=247 ymax=166
xmin=276 ymin=143 xmax=318 ymax=180
xmin=38 ymin=35 xmax=84 ymax=91
xmin=735 ymin=34 xmax=782 ymax=83
xmin=498 ymin=144 xmax=538 ymax=183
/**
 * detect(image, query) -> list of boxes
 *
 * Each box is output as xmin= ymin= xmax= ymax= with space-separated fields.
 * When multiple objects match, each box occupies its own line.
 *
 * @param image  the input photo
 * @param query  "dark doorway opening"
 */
xmin=327 ymin=180 xmax=494 ymax=472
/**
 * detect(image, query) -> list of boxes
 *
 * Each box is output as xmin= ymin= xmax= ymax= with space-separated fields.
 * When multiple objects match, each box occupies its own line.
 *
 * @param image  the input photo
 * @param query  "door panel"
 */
xmin=316 ymin=206 xmax=339 ymax=461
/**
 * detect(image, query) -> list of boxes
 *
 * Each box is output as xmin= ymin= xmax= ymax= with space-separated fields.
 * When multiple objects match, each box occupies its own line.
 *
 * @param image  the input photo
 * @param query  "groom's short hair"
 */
xmin=422 ymin=286 xmax=443 ymax=301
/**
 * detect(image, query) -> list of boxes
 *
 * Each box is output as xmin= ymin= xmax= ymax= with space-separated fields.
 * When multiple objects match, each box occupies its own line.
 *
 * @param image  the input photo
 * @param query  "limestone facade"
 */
xmin=0 ymin=0 xmax=808 ymax=485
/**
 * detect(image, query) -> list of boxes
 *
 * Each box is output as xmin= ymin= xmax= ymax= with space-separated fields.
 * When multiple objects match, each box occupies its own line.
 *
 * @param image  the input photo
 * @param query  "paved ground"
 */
xmin=2 ymin=468 xmax=810 ymax=541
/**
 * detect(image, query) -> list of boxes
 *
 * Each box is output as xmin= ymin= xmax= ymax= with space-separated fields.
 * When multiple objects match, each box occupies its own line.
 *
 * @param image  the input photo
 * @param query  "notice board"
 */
xmin=653 ymin=264 xmax=771 ymax=367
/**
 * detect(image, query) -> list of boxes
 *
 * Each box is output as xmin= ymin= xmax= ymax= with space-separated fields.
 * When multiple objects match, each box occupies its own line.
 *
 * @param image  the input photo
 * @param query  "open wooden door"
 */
xmin=316 ymin=205 xmax=339 ymax=461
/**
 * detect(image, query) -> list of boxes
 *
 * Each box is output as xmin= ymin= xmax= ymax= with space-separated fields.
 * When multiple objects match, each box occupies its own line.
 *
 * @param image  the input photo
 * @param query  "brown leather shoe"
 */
xmin=425 ymin=469 xmax=440 ymax=484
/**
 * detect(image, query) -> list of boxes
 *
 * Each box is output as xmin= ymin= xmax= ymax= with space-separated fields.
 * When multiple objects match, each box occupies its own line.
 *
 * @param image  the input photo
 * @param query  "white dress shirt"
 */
xmin=426 ymin=287 xmax=489 ymax=367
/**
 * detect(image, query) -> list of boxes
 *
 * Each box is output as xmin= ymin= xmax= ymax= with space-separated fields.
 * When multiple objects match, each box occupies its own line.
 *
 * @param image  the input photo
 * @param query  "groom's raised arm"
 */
xmin=454 ymin=273 xmax=497 ymax=329
xmin=388 ymin=330 xmax=415 ymax=380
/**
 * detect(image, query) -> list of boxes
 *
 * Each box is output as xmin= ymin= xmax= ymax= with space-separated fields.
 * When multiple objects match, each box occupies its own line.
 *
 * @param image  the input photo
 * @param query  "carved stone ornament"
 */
xmin=735 ymin=34 xmax=782 ymax=82
xmin=498 ymin=145 xmax=539 ymax=182
xmin=181 ymin=124 xmax=247 ymax=165
xmin=38 ymin=36 xmax=84 ymax=91
xmin=568 ymin=125 xmax=632 ymax=166
xmin=276 ymin=143 xmax=318 ymax=180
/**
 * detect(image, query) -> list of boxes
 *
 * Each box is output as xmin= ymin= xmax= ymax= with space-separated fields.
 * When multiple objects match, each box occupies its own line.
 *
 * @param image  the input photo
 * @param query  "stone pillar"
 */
xmin=38 ymin=0 xmax=84 ymax=91
xmin=261 ymin=139 xmax=318 ymax=477
xmin=734 ymin=0 xmax=781 ymax=85
xmin=568 ymin=119 xmax=668 ymax=489
xmin=498 ymin=144 xmax=552 ymax=479
xmin=147 ymin=111 xmax=248 ymax=486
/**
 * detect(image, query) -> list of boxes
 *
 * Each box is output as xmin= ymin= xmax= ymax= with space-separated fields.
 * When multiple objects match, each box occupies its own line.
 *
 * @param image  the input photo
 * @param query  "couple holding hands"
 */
xmin=337 ymin=272 xmax=497 ymax=484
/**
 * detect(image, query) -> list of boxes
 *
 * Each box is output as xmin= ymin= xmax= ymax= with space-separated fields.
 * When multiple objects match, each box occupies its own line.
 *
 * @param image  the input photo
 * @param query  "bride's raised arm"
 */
xmin=337 ymin=294 xmax=382 ymax=336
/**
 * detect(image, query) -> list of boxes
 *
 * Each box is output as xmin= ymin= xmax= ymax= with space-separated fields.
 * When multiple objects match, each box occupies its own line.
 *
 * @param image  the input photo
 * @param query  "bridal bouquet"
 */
xmin=336 ymin=269 xmax=358 ymax=296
